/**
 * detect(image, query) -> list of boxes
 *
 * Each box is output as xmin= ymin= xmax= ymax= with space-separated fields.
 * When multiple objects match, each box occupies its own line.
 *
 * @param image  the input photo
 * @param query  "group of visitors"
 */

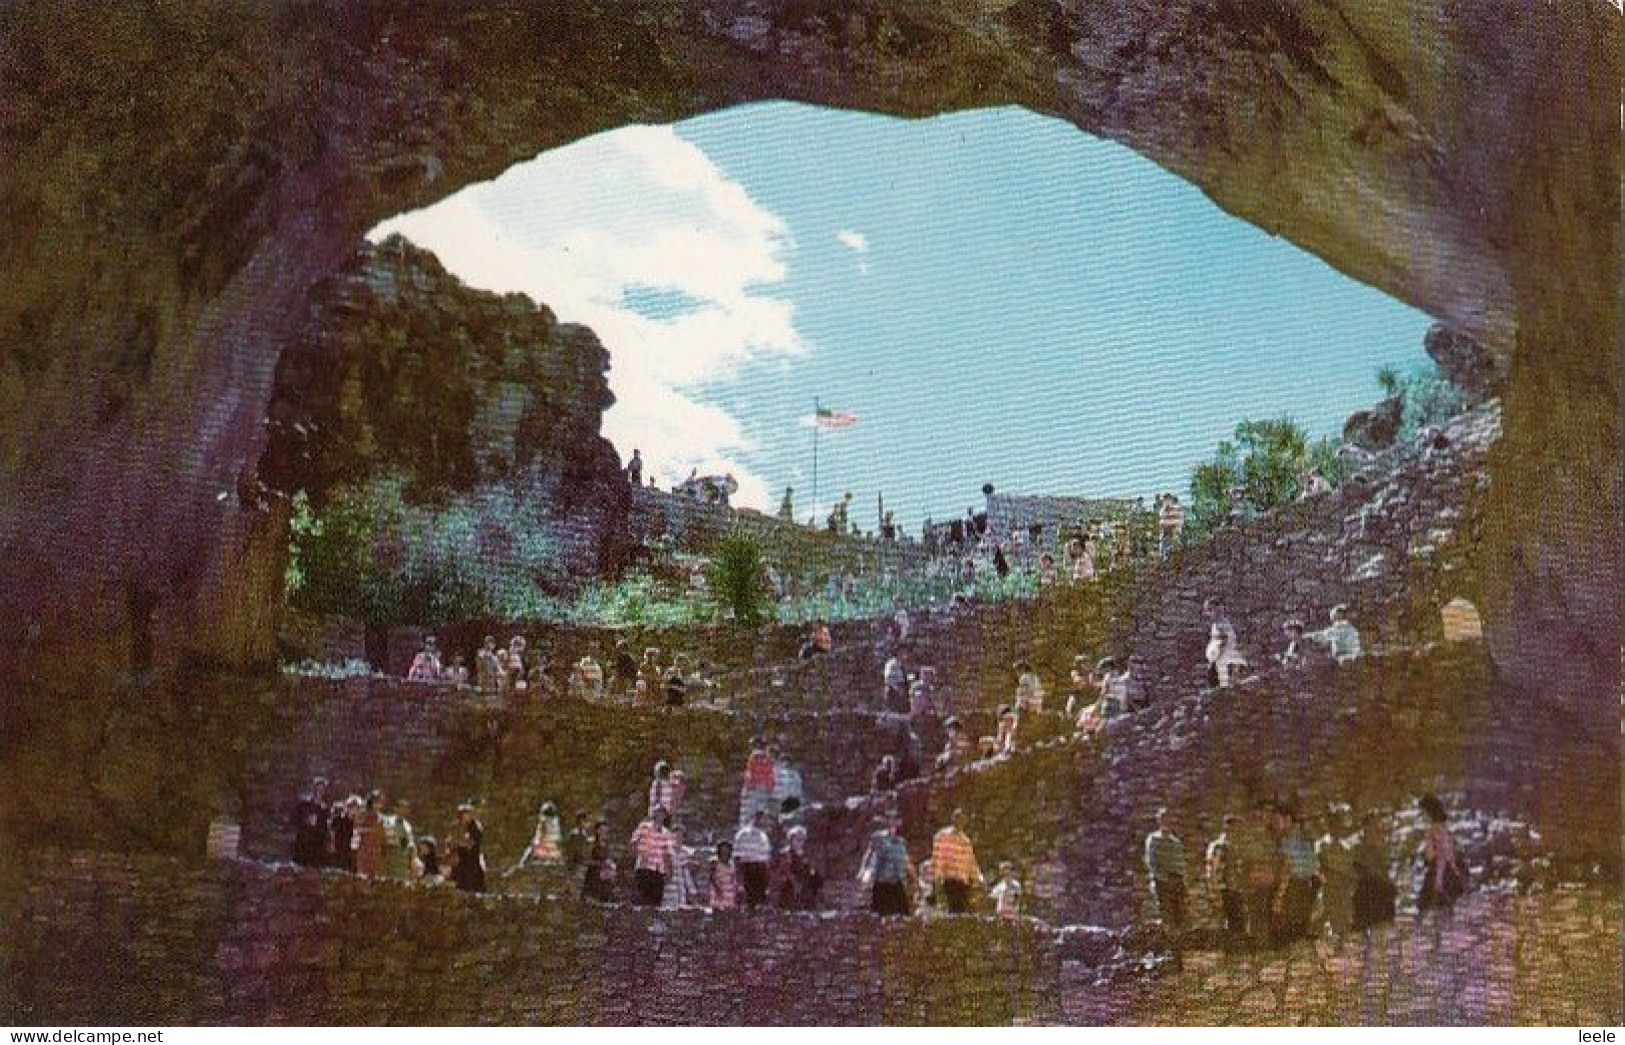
xmin=855 ymin=806 xmax=1024 ymax=919
xmin=1204 ymin=597 xmax=1364 ymax=688
xmin=1143 ymin=793 xmax=1468 ymax=951
xmin=406 ymin=633 xmax=720 ymax=708
xmin=290 ymin=777 xmax=488 ymax=893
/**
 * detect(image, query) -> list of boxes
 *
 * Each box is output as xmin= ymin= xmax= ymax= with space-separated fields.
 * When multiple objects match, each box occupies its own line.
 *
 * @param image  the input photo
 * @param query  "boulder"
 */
xmin=1424 ymin=324 xmax=1502 ymax=398
xmin=1343 ymin=396 xmax=1405 ymax=451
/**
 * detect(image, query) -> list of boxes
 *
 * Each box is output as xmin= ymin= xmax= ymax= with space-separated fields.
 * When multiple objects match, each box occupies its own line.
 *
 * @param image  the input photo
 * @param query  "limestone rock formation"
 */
xmin=0 ymin=1 xmax=1616 ymax=718
xmin=1342 ymin=395 xmax=1404 ymax=451
xmin=1423 ymin=322 xmax=1501 ymax=398
xmin=262 ymin=234 xmax=633 ymax=594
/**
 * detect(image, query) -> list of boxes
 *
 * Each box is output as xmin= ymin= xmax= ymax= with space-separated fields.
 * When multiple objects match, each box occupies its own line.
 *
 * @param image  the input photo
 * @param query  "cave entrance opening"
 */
xmin=261 ymin=102 xmax=1477 ymax=666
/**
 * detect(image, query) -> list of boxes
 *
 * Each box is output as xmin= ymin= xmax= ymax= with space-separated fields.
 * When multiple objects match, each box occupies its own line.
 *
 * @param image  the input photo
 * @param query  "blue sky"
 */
xmin=372 ymin=102 xmax=1433 ymax=529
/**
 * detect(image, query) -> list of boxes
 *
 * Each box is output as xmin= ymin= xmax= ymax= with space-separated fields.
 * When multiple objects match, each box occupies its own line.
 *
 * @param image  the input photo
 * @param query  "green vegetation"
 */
xmin=285 ymin=475 xmax=568 ymax=626
xmin=707 ymin=532 xmax=773 ymax=626
xmin=1186 ymin=362 xmax=1472 ymax=536
xmin=1383 ymin=362 xmax=1475 ymax=440
xmin=1187 ymin=418 xmax=1345 ymax=535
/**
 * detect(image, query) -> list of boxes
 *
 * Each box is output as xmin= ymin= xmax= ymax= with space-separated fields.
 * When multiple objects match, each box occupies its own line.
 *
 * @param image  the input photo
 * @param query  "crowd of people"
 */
xmin=407 ymin=634 xmax=722 ymax=708
xmin=1143 ymin=792 xmax=1468 ymax=953
xmin=291 ymin=780 xmax=489 ymax=893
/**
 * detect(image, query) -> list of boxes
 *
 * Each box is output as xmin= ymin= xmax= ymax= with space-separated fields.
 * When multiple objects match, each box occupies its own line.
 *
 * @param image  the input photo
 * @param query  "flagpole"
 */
xmin=811 ymin=398 xmax=820 ymax=528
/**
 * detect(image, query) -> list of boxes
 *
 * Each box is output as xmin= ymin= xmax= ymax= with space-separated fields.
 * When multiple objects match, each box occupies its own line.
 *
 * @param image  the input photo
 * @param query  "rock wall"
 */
xmin=1 ymin=851 xmax=1616 ymax=1025
xmin=798 ymin=644 xmax=1618 ymax=927
xmin=235 ymin=677 xmax=959 ymax=862
xmin=0 ymin=853 xmax=1062 ymax=1026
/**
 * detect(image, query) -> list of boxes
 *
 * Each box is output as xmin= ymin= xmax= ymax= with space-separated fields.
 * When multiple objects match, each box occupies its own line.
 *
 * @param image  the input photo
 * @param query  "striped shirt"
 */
xmin=931 ymin=827 xmax=982 ymax=884
xmin=630 ymin=821 xmax=674 ymax=872
xmin=1159 ymin=502 xmax=1185 ymax=531
xmin=732 ymin=825 xmax=772 ymax=865
xmin=648 ymin=776 xmax=682 ymax=816
xmin=710 ymin=862 xmax=738 ymax=909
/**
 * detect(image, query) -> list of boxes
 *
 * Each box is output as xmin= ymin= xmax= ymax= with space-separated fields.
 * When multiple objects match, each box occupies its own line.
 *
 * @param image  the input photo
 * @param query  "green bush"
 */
xmin=286 ymin=474 xmax=568 ymax=626
xmin=707 ymin=532 xmax=772 ymax=626
xmin=1188 ymin=418 xmax=1345 ymax=535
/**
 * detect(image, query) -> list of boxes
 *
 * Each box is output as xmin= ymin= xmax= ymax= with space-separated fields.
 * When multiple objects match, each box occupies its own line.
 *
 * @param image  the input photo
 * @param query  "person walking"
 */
xmin=629 ymin=808 xmax=675 ymax=907
xmin=859 ymin=811 xmax=915 ymax=917
xmin=1416 ymin=793 xmax=1468 ymax=913
xmin=733 ymin=810 xmax=775 ymax=909
xmin=1144 ymin=808 xmax=1189 ymax=940
xmin=930 ymin=809 xmax=985 ymax=914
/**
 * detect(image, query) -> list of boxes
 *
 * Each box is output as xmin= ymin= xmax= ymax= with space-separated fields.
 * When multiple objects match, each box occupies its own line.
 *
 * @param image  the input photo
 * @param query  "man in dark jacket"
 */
xmin=290 ymin=777 xmax=330 ymax=867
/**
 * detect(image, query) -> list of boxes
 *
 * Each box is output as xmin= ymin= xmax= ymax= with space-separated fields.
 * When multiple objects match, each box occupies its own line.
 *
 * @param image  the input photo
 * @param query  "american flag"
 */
xmin=814 ymin=406 xmax=858 ymax=429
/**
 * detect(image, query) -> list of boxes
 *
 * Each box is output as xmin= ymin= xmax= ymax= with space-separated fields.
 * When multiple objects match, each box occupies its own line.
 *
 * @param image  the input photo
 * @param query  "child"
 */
xmin=1013 ymin=661 xmax=1045 ymax=713
xmin=993 ymin=704 xmax=1018 ymax=756
xmin=990 ymin=862 xmax=1023 ymax=920
xmin=414 ymin=836 xmax=443 ymax=884
xmin=740 ymin=739 xmax=776 ymax=825
xmin=508 ymin=801 xmax=563 ymax=878
xmin=915 ymin=858 xmax=937 ymax=917
xmin=710 ymin=841 xmax=739 ymax=910
xmin=1277 ymin=618 xmax=1307 ymax=668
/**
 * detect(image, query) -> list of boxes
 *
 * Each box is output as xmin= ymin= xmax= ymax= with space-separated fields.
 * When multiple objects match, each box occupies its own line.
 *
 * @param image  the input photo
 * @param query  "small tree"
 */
xmin=708 ymin=531 xmax=772 ymax=627
xmin=1189 ymin=417 xmax=1328 ymax=534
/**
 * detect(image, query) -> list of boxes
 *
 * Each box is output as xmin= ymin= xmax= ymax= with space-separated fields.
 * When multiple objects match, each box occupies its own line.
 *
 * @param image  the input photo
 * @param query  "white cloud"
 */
xmin=367 ymin=124 xmax=804 ymax=511
xmin=836 ymin=229 xmax=869 ymax=253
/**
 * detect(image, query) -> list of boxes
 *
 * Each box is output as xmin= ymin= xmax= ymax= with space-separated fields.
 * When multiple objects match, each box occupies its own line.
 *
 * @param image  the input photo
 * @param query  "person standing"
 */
xmin=1144 ymin=808 xmax=1188 ymax=939
xmin=1351 ymin=810 xmax=1396 ymax=931
xmin=883 ymin=651 xmax=908 ymax=712
xmin=1237 ymin=803 xmax=1283 ymax=946
xmin=739 ymin=739 xmax=776 ymax=826
xmin=1416 ymin=793 xmax=1468 ymax=913
xmin=328 ymin=796 xmax=358 ymax=873
xmin=354 ymin=791 xmax=386 ymax=878
xmin=930 ymin=809 xmax=985 ymax=914
xmin=770 ymin=745 xmax=804 ymax=818
xmin=290 ymin=777 xmax=331 ymax=868
xmin=611 ymin=641 xmax=638 ymax=699
xmin=859 ymin=812 xmax=915 ymax=917
xmin=629 ymin=808 xmax=675 ymax=907
xmin=1315 ymin=805 xmax=1357 ymax=938
xmin=1276 ymin=810 xmax=1320 ymax=942
xmin=1206 ymin=814 xmax=1248 ymax=944
xmin=1157 ymin=494 xmax=1184 ymax=559
xmin=990 ymin=863 xmax=1024 ymax=920
xmin=1204 ymin=597 xmax=1244 ymax=688
xmin=450 ymin=802 xmax=487 ymax=893
xmin=774 ymin=825 xmax=824 ymax=911
xmin=580 ymin=819 xmax=613 ymax=902
xmin=709 ymin=842 xmax=740 ymax=910
xmin=733 ymin=810 xmax=775 ymax=909
xmin=648 ymin=761 xmax=684 ymax=819
xmin=626 ymin=448 xmax=643 ymax=486
xmin=381 ymin=798 xmax=417 ymax=881
xmin=476 ymin=636 xmax=503 ymax=693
